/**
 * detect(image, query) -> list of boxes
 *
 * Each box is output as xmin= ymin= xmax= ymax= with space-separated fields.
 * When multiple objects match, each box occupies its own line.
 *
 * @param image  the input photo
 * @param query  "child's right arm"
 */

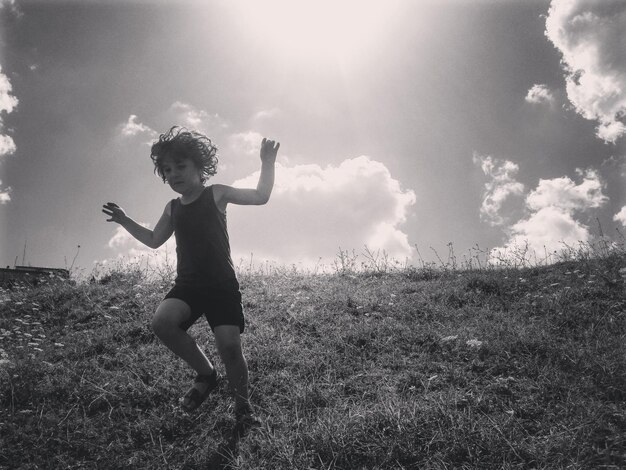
xmin=102 ymin=202 xmax=173 ymax=249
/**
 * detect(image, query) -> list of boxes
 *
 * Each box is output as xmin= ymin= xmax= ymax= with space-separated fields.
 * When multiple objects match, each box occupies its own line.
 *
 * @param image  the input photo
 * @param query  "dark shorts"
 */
xmin=164 ymin=280 xmax=245 ymax=333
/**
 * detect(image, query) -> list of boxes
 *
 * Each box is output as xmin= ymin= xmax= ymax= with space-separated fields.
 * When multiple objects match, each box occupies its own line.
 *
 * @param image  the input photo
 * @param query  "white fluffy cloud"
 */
xmin=228 ymin=131 xmax=264 ymax=156
xmin=120 ymin=114 xmax=156 ymax=138
xmin=119 ymin=103 xmax=230 ymax=144
xmin=525 ymin=84 xmax=556 ymax=106
xmin=474 ymin=153 xmax=525 ymax=226
xmin=1 ymin=64 xmax=17 ymax=204
xmin=526 ymin=169 xmax=607 ymax=211
xmin=0 ymin=180 xmax=11 ymax=204
xmin=491 ymin=168 xmax=608 ymax=263
xmin=545 ymin=0 xmax=626 ymax=143
xmin=0 ymin=65 xmax=18 ymax=159
xmin=168 ymin=101 xmax=229 ymax=136
xmin=0 ymin=134 xmax=16 ymax=157
xmin=614 ymin=206 xmax=626 ymax=228
xmin=103 ymin=157 xmax=416 ymax=270
xmin=0 ymin=0 xmax=17 ymax=12
xmin=0 ymin=67 xmax=18 ymax=116
xmin=228 ymin=156 xmax=417 ymax=267
xmin=253 ymin=108 xmax=281 ymax=121
xmin=105 ymin=224 xmax=177 ymax=273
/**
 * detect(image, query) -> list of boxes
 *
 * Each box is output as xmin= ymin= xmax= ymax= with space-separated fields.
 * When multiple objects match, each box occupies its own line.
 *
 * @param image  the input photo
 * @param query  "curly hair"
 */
xmin=150 ymin=126 xmax=219 ymax=183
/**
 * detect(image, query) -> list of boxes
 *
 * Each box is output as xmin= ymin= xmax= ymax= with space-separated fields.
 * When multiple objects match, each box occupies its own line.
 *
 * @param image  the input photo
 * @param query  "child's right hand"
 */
xmin=102 ymin=202 xmax=127 ymax=224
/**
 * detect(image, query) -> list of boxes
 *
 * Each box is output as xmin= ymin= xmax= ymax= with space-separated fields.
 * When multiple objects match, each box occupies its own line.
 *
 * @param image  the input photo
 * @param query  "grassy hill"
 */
xmin=1 ymin=252 xmax=625 ymax=469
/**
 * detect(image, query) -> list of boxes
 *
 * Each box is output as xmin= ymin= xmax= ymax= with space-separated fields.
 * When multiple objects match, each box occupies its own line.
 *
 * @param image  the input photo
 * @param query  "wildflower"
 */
xmin=0 ymin=359 xmax=13 ymax=368
xmin=466 ymin=339 xmax=483 ymax=348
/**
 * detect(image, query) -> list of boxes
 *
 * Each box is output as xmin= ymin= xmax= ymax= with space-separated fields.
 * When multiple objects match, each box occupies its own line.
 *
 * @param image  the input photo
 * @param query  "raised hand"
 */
xmin=260 ymin=137 xmax=280 ymax=164
xmin=102 ymin=202 xmax=128 ymax=224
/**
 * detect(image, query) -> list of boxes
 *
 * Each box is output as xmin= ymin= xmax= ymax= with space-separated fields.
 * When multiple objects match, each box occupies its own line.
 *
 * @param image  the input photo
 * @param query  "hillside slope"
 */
xmin=1 ymin=256 xmax=625 ymax=469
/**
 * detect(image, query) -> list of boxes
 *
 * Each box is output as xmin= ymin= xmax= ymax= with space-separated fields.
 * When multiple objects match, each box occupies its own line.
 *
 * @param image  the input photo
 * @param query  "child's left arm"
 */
xmin=214 ymin=138 xmax=280 ymax=211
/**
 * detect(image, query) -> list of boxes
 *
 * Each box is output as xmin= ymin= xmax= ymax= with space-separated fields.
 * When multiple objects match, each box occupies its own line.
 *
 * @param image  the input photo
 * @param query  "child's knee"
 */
xmin=151 ymin=314 xmax=167 ymax=336
xmin=151 ymin=312 xmax=178 ymax=337
xmin=152 ymin=299 xmax=191 ymax=336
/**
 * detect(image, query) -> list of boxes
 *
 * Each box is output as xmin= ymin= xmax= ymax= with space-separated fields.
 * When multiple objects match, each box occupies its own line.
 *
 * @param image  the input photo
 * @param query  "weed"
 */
xmin=0 ymin=240 xmax=624 ymax=468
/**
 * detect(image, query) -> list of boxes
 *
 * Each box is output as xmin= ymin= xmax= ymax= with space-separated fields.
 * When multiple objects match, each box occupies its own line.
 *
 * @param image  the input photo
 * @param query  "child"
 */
xmin=102 ymin=126 xmax=279 ymax=435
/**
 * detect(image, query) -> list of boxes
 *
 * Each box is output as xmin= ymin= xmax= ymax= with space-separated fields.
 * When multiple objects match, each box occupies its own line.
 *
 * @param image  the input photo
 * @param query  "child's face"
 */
xmin=161 ymin=156 xmax=203 ymax=194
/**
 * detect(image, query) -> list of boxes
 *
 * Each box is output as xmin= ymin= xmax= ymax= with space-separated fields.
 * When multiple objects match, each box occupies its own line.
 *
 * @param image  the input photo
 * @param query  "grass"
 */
xmin=1 ymin=246 xmax=625 ymax=469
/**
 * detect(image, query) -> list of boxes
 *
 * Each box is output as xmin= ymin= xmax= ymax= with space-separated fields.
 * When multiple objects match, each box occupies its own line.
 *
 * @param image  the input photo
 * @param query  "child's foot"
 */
xmin=181 ymin=370 xmax=219 ymax=412
xmin=234 ymin=404 xmax=260 ymax=438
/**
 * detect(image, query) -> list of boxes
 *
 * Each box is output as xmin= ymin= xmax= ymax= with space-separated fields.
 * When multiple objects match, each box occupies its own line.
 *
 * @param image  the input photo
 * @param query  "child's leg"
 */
xmin=152 ymin=298 xmax=215 ymax=377
xmin=213 ymin=325 xmax=249 ymax=412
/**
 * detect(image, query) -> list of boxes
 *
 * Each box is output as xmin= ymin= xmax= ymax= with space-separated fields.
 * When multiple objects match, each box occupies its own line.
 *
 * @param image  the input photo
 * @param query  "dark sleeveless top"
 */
xmin=170 ymin=186 xmax=237 ymax=290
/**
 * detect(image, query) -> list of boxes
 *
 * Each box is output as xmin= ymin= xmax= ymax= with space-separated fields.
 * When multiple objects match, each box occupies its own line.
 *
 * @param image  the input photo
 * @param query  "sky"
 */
xmin=1 ymin=0 xmax=625 ymax=274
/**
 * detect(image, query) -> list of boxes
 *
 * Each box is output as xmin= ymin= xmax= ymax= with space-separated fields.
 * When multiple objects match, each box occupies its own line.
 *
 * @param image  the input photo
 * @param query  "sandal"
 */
xmin=181 ymin=370 xmax=219 ymax=412
xmin=234 ymin=404 xmax=261 ymax=438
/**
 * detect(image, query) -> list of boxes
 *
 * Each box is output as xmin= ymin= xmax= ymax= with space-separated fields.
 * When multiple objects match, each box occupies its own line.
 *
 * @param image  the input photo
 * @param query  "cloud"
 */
xmin=0 ymin=64 xmax=17 ymax=203
xmin=545 ymin=0 xmax=626 ymax=143
xmin=253 ymin=108 xmax=281 ymax=121
xmin=120 ymin=115 xmax=157 ymax=138
xmin=614 ymin=206 xmax=626 ymax=228
xmin=0 ymin=0 xmax=19 ymax=16
xmin=525 ymin=84 xmax=556 ymax=106
xmin=228 ymin=156 xmax=417 ymax=267
xmin=228 ymin=131 xmax=263 ymax=156
xmin=0 ymin=134 xmax=16 ymax=157
xmin=107 ymin=224 xmax=150 ymax=250
xmin=0 ymin=180 xmax=11 ymax=204
xmin=526 ymin=168 xmax=607 ymax=211
xmin=491 ymin=168 xmax=608 ymax=263
xmin=105 ymin=224 xmax=177 ymax=273
xmin=0 ymin=67 xmax=18 ymax=116
xmin=473 ymin=153 xmax=525 ymax=226
xmin=168 ymin=101 xmax=229 ymax=136
xmin=0 ymin=65 xmax=18 ymax=158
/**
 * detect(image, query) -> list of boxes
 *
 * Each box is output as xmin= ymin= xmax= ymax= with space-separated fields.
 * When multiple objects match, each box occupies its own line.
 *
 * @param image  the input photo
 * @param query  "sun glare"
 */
xmin=231 ymin=0 xmax=402 ymax=66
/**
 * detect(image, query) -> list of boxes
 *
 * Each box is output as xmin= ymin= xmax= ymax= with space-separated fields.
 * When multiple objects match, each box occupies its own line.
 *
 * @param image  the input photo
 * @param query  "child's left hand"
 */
xmin=260 ymin=138 xmax=280 ymax=164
